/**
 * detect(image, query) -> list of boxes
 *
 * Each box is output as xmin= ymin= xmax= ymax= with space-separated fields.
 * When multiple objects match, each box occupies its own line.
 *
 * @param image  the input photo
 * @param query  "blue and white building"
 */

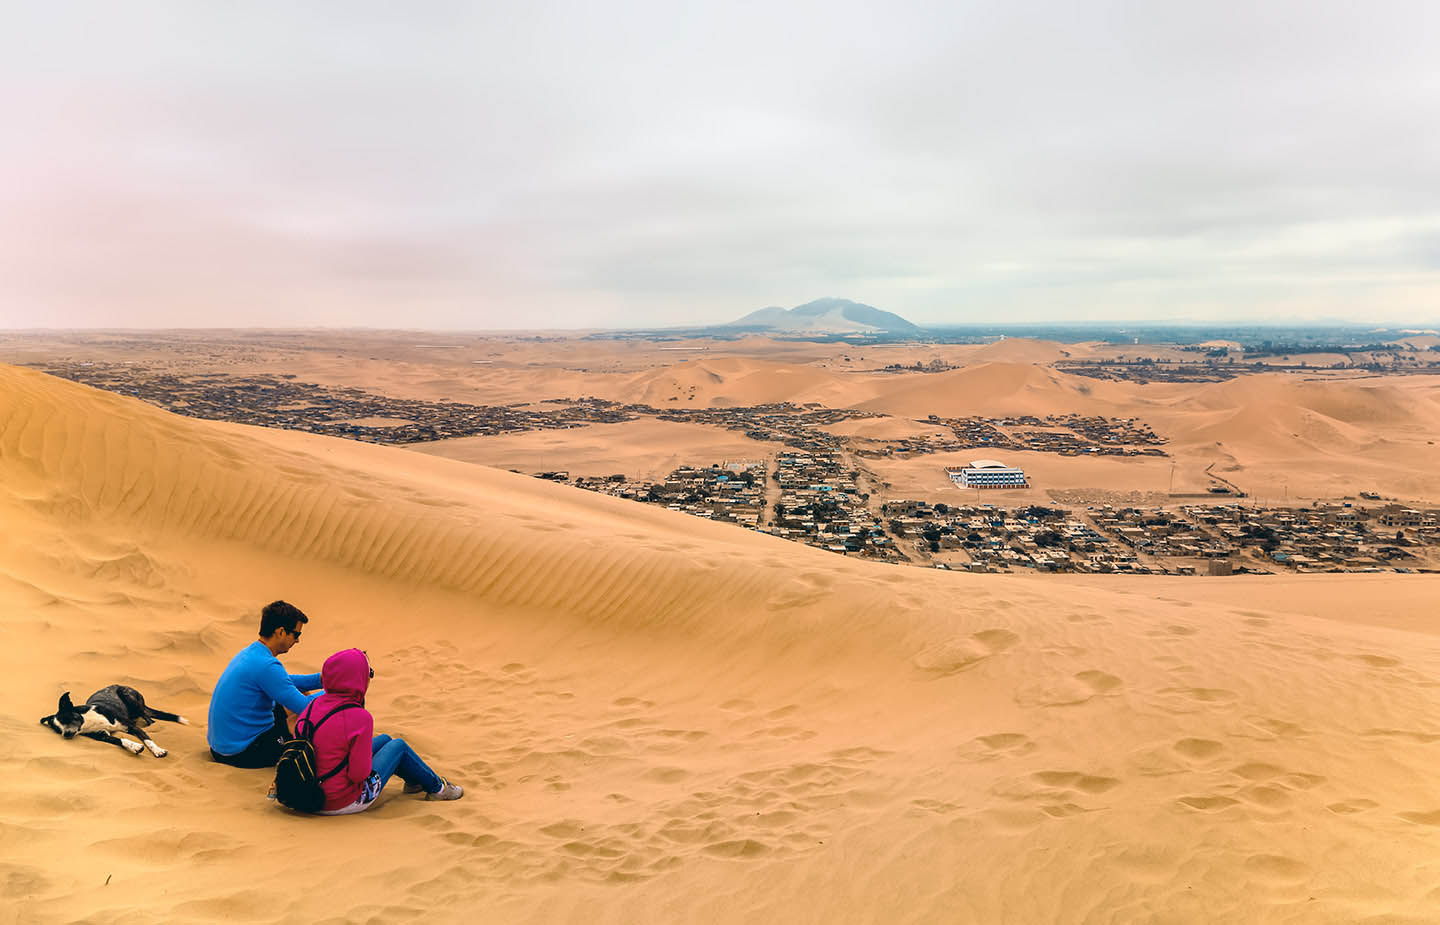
xmin=948 ymin=459 xmax=1028 ymax=489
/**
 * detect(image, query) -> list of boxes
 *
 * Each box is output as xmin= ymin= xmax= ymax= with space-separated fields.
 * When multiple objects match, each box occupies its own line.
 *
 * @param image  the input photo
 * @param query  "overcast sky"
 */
xmin=3 ymin=1 xmax=1438 ymax=329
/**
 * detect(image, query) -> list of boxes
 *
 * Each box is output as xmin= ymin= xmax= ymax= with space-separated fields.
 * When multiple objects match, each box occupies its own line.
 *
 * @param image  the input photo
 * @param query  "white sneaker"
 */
xmin=425 ymin=778 xmax=463 ymax=801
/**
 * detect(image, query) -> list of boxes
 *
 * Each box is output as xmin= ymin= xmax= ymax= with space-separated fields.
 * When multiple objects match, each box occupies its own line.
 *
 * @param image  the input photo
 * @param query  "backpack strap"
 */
xmin=296 ymin=702 xmax=361 ymax=783
xmin=296 ymin=702 xmax=359 ymax=739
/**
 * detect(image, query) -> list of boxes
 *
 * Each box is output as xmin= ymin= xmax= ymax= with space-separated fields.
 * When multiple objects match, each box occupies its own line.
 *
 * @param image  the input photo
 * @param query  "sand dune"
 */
xmin=856 ymin=362 xmax=1119 ymax=418
xmin=1137 ymin=374 xmax=1440 ymax=499
xmin=610 ymin=357 xmax=868 ymax=409
xmin=8 ymin=363 xmax=1440 ymax=923
xmin=1186 ymin=375 xmax=1438 ymax=429
xmin=967 ymin=338 xmax=1073 ymax=366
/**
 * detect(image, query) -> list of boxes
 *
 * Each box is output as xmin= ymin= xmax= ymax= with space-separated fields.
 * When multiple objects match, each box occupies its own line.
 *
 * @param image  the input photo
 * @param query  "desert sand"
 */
xmin=7 ymin=340 xmax=1440 ymax=923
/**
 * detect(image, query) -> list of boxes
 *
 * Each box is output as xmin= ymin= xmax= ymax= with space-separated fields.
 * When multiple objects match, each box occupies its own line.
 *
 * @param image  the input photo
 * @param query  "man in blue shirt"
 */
xmin=208 ymin=600 xmax=324 ymax=768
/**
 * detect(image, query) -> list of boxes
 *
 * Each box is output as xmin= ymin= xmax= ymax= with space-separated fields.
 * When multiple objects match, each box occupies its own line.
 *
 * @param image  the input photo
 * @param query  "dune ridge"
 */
xmin=1 ymin=365 xmax=867 ymax=649
xmin=7 ymin=363 xmax=1440 ymax=923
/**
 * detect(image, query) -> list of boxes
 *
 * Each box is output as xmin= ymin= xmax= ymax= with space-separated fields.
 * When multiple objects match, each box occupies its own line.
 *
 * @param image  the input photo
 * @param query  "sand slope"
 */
xmin=1136 ymin=374 xmax=1440 ymax=499
xmin=7 ymin=363 xmax=1440 ymax=923
xmin=856 ymin=362 xmax=1124 ymax=418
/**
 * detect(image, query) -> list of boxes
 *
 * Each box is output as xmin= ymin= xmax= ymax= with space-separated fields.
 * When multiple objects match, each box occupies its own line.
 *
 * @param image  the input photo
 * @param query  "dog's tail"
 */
xmin=148 ymin=708 xmax=190 ymax=725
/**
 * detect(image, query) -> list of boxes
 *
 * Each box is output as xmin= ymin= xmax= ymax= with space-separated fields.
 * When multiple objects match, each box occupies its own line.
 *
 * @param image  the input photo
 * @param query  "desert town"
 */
xmin=26 ymin=354 xmax=1438 ymax=577
xmin=563 ymin=458 xmax=1436 ymax=575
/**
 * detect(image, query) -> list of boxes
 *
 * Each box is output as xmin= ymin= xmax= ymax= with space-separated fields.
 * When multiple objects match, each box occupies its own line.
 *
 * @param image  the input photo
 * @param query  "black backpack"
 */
xmin=274 ymin=702 xmax=359 ymax=813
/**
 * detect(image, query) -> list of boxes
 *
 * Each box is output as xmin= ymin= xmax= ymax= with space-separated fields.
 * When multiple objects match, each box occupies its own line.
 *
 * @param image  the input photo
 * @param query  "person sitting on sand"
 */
xmin=299 ymin=647 xmax=462 ymax=813
xmin=208 ymin=600 xmax=323 ymax=768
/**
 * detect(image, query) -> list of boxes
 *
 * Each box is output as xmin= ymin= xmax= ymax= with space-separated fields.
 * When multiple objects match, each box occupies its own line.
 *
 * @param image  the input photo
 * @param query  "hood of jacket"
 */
xmin=320 ymin=648 xmax=370 ymax=705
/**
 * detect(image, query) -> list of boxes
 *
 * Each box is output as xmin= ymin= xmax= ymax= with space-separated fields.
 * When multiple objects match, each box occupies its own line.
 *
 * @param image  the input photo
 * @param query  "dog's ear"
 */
xmin=40 ymin=714 xmax=54 ymax=726
xmin=58 ymin=692 xmax=74 ymax=713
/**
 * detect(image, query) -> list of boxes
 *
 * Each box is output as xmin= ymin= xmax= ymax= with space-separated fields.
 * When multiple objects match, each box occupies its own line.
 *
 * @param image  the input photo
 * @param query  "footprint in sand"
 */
xmin=910 ymin=798 xmax=964 ymax=815
xmin=1326 ymin=799 xmax=1378 ymax=814
xmin=1173 ymin=738 xmax=1225 ymax=761
xmin=1236 ymin=784 xmax=1291 ymax=809
xmin=745 ymin=725 xmax=816 ymax=742
xmin=651 ymin=729 xmax=708 ymax=742
xmin=540 ymin=820 xmax=588 ymax=839
xmin=958 ymin=732 xmax=1037 ymax=762
xmin=1015 ymin=670 xmax=1122 ymax=707
xmin=912 ymin=629 xmax=1019 ymax=676
xmin=991 ymin=769 xmax=1122 ymax=815
xmin=765 ymin=571 xmax=837 ymax=612
xmin=1240 ymin=716 xmax=1308 ymax=740
xmin=1228 ymin=762 xmax=1326 ymax=790
xmin=1154 ymin=687 xmax=1238 ymax=714
xmin=703 ymin=839 xmax=771 ymax=860
xmin=1030 ymin=770 xmax=1122 ymax=795
xmin=1350 ymin=654 xmax=1403 ymax=669
xmin=642 ymin=767 xmax=690 ymax=784
xmin=1230 ymin=762 xmax=1287 ymax=781
xmin=828 ymin=746 xmax=893 ymax=763
xmin=1177 ymin=794 xmax=1240 ymax=812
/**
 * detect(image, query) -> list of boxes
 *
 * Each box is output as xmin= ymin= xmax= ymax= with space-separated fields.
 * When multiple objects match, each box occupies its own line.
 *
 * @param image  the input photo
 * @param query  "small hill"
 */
xmin=613 ymin=357 xmax=865 ymax=408
xmin=728 ymin=298 xmax=920 ymax=335
xmin=968 ymin=338 xmax=1072 ymax=365
xmin=858 ymin=362 xmax=1118 ymax=418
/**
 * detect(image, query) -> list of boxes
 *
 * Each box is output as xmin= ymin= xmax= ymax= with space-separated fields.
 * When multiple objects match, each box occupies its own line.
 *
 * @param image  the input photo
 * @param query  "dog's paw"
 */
xmin=147 ymin=742 xmax=168 ymax=758
xmin=121 ymin=738 xmax=144 ymax=755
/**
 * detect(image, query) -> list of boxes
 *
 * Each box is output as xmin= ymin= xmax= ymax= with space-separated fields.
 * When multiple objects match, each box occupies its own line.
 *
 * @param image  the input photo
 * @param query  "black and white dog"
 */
xmin=39 ymin=685 xmax=190 ymax=757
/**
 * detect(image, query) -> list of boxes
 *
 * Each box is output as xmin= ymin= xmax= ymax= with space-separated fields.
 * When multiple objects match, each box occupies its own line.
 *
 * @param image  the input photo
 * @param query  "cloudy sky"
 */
xmin=3 ymin=1 xmax=1438 ymax=329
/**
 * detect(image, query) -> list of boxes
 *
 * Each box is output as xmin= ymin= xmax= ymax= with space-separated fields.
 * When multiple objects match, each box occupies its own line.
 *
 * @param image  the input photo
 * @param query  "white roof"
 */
xmin=967 ymin=459 xmax=1012 ymax=469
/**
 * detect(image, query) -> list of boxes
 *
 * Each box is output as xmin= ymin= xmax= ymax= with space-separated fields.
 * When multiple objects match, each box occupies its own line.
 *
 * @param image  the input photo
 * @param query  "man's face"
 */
xmin=277 ymin=624 xmax=303 ymax=655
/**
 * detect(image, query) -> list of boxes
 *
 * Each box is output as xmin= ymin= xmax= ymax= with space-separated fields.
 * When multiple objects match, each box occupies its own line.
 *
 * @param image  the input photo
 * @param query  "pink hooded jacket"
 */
xmin=300 ymin=648 xmax=375 ymax=811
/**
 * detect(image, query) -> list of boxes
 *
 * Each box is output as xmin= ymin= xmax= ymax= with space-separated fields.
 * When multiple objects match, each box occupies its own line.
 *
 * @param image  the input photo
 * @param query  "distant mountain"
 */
xmin=728 ymin=298 xmax=920 ymax=335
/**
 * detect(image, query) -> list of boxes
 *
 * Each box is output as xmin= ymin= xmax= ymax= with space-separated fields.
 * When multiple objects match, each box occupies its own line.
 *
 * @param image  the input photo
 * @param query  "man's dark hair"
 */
xmin=259 ymin=600 xmax=309 ymax=638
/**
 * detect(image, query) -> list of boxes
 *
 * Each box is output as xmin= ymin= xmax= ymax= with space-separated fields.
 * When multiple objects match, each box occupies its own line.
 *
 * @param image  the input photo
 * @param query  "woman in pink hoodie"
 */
xmin=299 ymin=648 xmax=462 ymax=814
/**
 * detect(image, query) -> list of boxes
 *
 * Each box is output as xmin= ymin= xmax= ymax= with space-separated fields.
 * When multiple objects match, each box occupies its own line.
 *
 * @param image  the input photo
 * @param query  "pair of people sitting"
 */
xmin=207 ymin=601 xmax=461 ymax=812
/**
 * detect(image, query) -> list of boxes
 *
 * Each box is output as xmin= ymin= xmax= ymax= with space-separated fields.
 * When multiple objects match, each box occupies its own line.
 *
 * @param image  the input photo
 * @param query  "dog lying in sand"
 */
xmin=40 ymin=685 xmax=190 ymax=757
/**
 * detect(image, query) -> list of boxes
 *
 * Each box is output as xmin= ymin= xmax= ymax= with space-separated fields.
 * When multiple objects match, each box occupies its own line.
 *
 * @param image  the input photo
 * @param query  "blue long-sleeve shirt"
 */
xmin=207 ymin=641 xmax=323 ymax=755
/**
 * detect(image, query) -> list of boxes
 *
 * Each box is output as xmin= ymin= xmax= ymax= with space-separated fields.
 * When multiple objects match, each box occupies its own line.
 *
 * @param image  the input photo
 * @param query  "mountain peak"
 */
xmin=729 ymin=299 xmax=918 ymax=334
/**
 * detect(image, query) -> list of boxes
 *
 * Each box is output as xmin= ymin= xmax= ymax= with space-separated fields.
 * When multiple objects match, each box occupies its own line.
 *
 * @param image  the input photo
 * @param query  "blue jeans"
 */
xmin=370 ymin=734 xmax=442 ymax=795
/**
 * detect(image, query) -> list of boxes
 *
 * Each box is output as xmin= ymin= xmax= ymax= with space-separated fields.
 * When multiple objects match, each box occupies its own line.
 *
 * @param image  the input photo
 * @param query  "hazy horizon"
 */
xmin=5 ymin=316 xmax=1437 ymax=337
xmin=4 ymin=1 xmax=1439 ymax=330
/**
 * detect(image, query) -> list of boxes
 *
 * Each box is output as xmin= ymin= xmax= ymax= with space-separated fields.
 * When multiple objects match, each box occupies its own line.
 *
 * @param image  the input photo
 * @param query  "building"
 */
xmin=948 ymin=459 xmax=1028 ymax=489
xmin=1379 ymin=506 xmax=1423 ymax=528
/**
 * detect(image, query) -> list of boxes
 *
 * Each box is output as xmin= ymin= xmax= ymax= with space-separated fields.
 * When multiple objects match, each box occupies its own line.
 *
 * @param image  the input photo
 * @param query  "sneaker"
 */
xmin=402 ymin=781 xmax=424 ymax=794
xmin=425 ymin=778 xmax=463 ymax=801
